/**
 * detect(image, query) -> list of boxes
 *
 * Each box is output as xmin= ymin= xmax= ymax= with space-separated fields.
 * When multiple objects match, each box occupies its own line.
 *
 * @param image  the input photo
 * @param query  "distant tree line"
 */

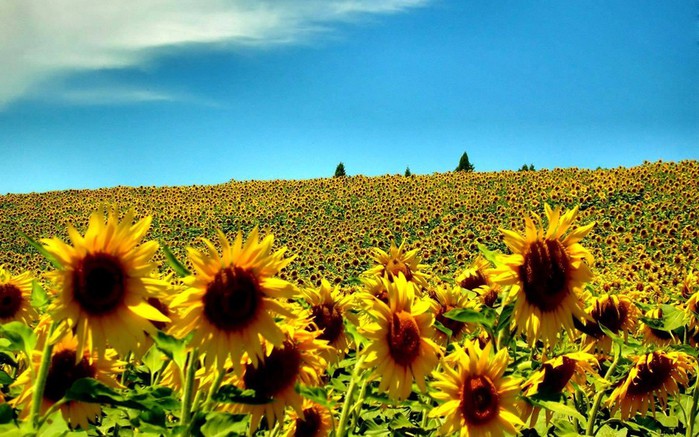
xmin=333 ymin=152 xmax=535 ymax=177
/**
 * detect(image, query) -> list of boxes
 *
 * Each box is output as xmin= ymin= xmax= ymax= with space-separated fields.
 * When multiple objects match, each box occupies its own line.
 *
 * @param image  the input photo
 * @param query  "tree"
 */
xmin=528 ymin=164 xmax=535 ymax=171
xmin=334 ymin=162 xmax=346 ymax=178
xmin=455 ymin=152 xmax=475 ymax=172
xmin=404 ymin=166 xmax=412 ymax=177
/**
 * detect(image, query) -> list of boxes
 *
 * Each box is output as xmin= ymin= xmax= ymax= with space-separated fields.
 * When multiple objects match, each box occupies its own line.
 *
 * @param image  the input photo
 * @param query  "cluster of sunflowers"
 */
xmin=0 ymin=196 xmax=698 ymax=436
xmin=0 ymin=161 xmax=697 ymax=436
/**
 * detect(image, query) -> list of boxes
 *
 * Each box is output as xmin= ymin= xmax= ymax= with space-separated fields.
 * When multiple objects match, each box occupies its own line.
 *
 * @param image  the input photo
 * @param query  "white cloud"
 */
xmin=0 ymin=0 xmax=428 ymax=108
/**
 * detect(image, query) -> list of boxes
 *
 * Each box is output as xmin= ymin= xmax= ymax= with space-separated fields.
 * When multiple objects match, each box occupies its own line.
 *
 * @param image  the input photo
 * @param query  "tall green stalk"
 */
xmin=336 ymin=355 xmax=366 ymax=437
xmin=30 ymin=322 xmax=56 ymax=430
xmin=180 ymin=348 xmax=199 ymax=433
xmin=686 ymin=364 xmax=699 ymax=437
xmin=585 ymin=343 xmax=622 ymax=436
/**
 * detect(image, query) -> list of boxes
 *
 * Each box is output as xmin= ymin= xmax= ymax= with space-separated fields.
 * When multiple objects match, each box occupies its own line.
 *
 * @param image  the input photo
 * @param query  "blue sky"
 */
xmin=1 ymin=1 xmax=697 ymax=194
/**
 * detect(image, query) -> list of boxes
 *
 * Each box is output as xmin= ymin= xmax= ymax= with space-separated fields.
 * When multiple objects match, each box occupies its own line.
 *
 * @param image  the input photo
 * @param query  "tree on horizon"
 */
xmin=455 ymin=152 xmax=475 ymax=172
xmin=334 ymin=162 xmax=346 ymax=177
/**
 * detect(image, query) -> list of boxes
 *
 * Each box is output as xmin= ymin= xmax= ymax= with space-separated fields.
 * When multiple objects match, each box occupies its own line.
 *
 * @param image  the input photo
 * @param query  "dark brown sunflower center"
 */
xmin=588 ymin=299 xmax=630 ymax=337
xmin=436 ymin=305 xmax=466 ymax=337
xmin=519 ymin=239 xmax=571 ymax=312
xmin=147 ymin=297 xmax=170 ymax=331
xmin=539 ymin=356 xmax=577 ymax=395
xmin=0 ymin=284 xmax=23 ymax=319
xmin=385 ymin=259 xmax=413 ymax=282
xmin=203 ymin=267 xmax=261 ymax=332
xmin=460 ymin=271 xmax=488 ymax=291
xmin=460 ymin=375 xmax=500 ymax=425
xmin=72 ymin=252 xmax=127 ymax=315
xmin=627 ymin=353 xmax=673 ymax=396
xmin=295 ymin=406 xmax=323 ymax=437
xmin=387 ymin=311 xmax=421 ymax=366
xmin=44 ymin=349 xmax=97 ymax=402
xmin=243 ymin=341 xmax=301 ymax=399
xmin=481 ymin=288 xmax=499 ymax=308
xmin=309 ymin=303 xmax=344 ymax=343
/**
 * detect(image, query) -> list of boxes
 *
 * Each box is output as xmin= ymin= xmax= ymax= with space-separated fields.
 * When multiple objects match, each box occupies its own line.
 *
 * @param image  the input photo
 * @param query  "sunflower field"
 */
xmin=0 ymin=160 xmax=698 ymax=436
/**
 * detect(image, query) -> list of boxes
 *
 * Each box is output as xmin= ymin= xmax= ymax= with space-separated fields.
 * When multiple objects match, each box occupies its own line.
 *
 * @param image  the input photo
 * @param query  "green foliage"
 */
xmin=404 ymin=166 xmax=412 ymax=177
xmin=455 ymin=152 xmax=475 ymax=172
xmin=334 ymin=162 xmax=346 ymax=177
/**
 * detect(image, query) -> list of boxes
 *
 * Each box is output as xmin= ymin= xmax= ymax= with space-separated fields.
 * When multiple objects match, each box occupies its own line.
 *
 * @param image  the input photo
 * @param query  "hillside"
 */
xmin=1 ymin=160 xmax=697 ymax=301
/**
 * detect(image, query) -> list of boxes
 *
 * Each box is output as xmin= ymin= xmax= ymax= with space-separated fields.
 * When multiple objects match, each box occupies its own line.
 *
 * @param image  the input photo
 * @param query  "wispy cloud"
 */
xmin=0 ymin=0 xmax=428 ymax=108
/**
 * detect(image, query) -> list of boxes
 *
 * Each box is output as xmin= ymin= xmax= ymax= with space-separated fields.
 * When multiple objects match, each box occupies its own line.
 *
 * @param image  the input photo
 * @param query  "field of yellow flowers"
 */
xmin=0 ymin=160 xmax=697 ymax=436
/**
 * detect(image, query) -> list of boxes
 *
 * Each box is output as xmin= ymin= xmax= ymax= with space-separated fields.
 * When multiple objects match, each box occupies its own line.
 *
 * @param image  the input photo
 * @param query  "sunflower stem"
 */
xmin=336 ymin=354 xmax=366 ymax=437
xmin=30 ymin=322 xmax=56 ymax=431
xmin=37 ymin=397 xmax=68 ymax=428
xmin=349 ymin=376 xmax=370 ymax=432
xmin=203 ymin=367 xmax=225 ymax=410
xmin=686 ymin=364 xmax=699 ymax=437
xmin=180 ymin=348 xmax=199 ymax=433
xmin=585 ymin=343 xmax=622 ymax=436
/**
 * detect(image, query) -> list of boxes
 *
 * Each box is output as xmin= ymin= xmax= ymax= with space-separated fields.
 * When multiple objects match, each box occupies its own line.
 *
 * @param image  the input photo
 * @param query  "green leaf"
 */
xmin=433 ymin=320 xmax=453 ymax=337
xmin=18 ymin=231 xmax=62 ymax=269
xmin=65 ymin=378 xmax=178 ymax=427
xmin=213 ymin=384 xmax=272 ymax=405
xmin=529 ymin=398 xmax=587 ymax=426
xmin=597 ymin=425 xmax=627 ymax=437
xmin=0 ymin=371 xmax=12 ymax=386
xmin=0 ymin=404 xmax=14 ymax=425
xmin=0 ymin=321 xmax=37 ymax=361
xmin=150 ymin=331 xmax=188 ymax=372
xmin=443 ymin=307 xmax=495 ymax=329
xmin=477 ymin=243 xmax=502 ymax=267
xmin=161 ymin=244 xmax=190 ymax=277
xmin=200 ymin=412 xmax=249 ymax=437
xmin=495 ymin=302 xmax=515 ymax=333
xmin=64 ymin=378 xmax=127 ymax=404
xmin=142 ymin=345 xmax=167 ymax=382
xmin=31 ymin=280 xmax=50 ymax=311
xmin=297 ymin=384 xmax=333 ymax=408
xmin=660 ymin=304 xmax=685 ymax=331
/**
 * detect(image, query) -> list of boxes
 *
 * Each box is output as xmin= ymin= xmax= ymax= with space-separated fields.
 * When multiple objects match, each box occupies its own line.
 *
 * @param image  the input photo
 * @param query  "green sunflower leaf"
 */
xmin=17 ymin=231 xmax=62 ymax=269
xmin=297 ymin=384 xmax=333 ymax=408
xmin=433 ymin=320 xmax=453 ymax=337
xmin=161 ymin=244 xmax=190 ymax=277
xmin=200 ymin=412 xmax=249 ymax=437
xmin=443 ymin=307 xmax=495 ymax=329
xmin=529 ymin=398 xmax=587 ymax=426
xmin=0 ymin=321 xmax=37 ymax=362
xmin=31 ymin=280 xmax=50 ymax=311
xmin=213 ymin=384 xmax=272 ymax=405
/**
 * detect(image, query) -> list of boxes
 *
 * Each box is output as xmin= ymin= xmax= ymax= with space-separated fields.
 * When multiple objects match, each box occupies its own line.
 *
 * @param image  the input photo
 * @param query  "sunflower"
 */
xmin=430 ymin=340 xmax=523 ymax=437
xmin=520 ymin=352 xmax=598 ymax=426
xmin=42 ymin=209 xmax=170 ymax=358
xmin=456 ymin=257 xmax=492 ymax=292
xmin=684 ymin=291 xmax=699 ymax=331
xmin=578 ymin=294 xmax=639 ymax=355
xmin=169 ymin=228 xmax=297 ymax=368
xmin=608 ymin=350 xmax=694 ymax=419
xmin=302 ymin=278 xmax=353 ymax=362
xmin=681 ymin=271 xmax=699 ymax=299
xmin=0 ymin=265 xmax=37 ymax=325
xmin=431 ymin=283 xmax=476 ymax=345
xmin=360 ymin=274 xmax=441 ymax=400
xmin=490 ymin=204 xmax=595 ymax=348
xmin=640 ymin=307 xmax=678 ymax=346
xmin=282 ymin=399 xmax=333 ymax=437
xmin=367 ymin=240 xmax=429 ymax=290
xmin=12 ymin=334 xmax=123 ymax=430
xmin=226 ymin=323 xmax=329 ymax=432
